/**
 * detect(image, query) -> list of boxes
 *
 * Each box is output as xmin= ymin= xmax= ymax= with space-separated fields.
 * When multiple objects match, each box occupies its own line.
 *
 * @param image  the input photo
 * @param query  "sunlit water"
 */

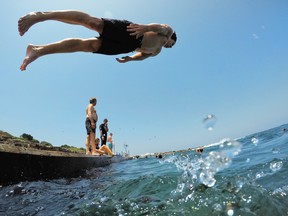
xmin=1 ymin=124 xmax=288 ymax=215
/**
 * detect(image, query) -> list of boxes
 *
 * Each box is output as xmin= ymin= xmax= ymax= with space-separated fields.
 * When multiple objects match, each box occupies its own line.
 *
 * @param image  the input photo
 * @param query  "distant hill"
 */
xmin=0 ymin=130 xmax=85 ymax=154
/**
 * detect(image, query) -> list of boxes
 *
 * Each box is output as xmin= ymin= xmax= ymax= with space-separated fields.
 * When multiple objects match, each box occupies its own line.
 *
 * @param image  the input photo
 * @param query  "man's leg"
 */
xmin=18 ymin=10 xmax=104 ymax=36
xmin=85 ymin=134 xmax=91 ymax=155
xmin=20 ymin=37 xmax=101 ymax=71
xmin=102 ymin=135 xmax=107 ymax=146
xmin=90 ymin=132 xmax=97 ymax=154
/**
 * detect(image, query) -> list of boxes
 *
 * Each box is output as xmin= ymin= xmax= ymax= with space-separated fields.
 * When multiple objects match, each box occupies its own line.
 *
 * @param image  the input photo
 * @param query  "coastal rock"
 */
xmin=0 ymin=130 xmax=83 ymax=155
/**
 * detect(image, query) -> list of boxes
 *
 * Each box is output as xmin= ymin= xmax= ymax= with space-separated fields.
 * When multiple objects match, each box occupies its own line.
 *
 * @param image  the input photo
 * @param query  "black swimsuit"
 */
xmin=85 ymin=118 xmax=96 ymax=135
xmin=95 ymin=18 xmax=143 ymax=55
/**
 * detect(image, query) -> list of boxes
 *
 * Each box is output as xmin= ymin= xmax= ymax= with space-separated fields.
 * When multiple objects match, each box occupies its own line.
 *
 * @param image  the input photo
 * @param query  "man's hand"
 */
xmin=116 ymin=56 xmax=132 ymax=63
xmin=127 ymin=24 xmax=147 ymax=38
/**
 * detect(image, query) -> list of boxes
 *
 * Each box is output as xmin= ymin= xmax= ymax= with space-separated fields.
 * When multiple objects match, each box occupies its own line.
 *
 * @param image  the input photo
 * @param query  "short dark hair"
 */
xmin=171 ymin=31 xmax=177 ymax=43
xmin=90 ymin=97 xmax=97 ymax=104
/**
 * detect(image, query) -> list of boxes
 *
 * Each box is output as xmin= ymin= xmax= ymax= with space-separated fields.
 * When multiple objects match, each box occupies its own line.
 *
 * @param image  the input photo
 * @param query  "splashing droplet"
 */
xmin=199 ymin=170 xmax=216 ymax=187
xmin=255 ymin=171 xmax=265 ymax=179
xmin=219 ymin=138 xmax=242 ymax=157
xmin=251 ymin=137 xmax=258 ymax=145
xmin=203 ymin=114 xmax=217 ymax=131
xmin=227 ymin=209 xmax=234 ymax=216
xmin=270 ymin=161 xmax=283 ymax=172
xmin=272 ymin=148 xmax=280 ymax=154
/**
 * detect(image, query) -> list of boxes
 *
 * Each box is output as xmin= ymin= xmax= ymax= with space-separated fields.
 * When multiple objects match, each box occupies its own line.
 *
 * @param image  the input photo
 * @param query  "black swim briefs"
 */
xmin=85 ymin=119 xmax=96 ymax=135
xmin=95 ymin=18 xmax=143 ymax=55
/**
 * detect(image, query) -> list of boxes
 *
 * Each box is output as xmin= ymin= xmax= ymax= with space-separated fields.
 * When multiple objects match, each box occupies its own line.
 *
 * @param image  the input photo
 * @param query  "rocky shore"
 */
xmin=0 ymin=130 xmax=85 ymax=156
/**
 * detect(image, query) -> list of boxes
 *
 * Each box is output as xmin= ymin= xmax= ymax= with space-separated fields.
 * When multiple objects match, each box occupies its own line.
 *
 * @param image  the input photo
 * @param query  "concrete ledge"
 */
xmin=0 ymin=144 xmax=121 ymax=185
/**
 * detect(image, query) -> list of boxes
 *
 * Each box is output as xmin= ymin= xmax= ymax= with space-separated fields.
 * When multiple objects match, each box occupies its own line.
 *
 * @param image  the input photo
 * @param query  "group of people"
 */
xmin=85 ymin=97 xmax=114 ymax=156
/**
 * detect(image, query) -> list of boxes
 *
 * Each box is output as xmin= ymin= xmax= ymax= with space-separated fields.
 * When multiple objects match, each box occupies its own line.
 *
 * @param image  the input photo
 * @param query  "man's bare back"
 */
xmin=18 ymin=10 xmax=177 ymax=71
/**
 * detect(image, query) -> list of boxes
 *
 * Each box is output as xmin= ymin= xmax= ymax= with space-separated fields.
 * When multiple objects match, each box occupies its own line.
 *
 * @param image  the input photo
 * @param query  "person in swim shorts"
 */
xmin=18 ymin=10 xmax=177 ymax=71
xmin=85 ymin=97 xmax=98 ymax=155
xmin=107 ymin=133 xmax=113 ymax=151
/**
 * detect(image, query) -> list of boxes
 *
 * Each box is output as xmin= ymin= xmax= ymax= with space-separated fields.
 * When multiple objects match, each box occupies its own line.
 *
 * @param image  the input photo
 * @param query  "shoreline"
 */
xmin=0 ymin=130 xmax=86 ymax=156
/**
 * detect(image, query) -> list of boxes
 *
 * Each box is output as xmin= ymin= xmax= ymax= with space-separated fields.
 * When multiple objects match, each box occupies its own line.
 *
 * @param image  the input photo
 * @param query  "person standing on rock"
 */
xmin=85 ymin=98 xmax=98 ymax=155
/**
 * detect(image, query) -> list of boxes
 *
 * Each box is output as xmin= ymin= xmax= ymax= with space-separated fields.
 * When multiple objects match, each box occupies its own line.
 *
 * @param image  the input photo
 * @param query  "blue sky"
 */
xmin=1 ymin=0 xmax=288 ymax=156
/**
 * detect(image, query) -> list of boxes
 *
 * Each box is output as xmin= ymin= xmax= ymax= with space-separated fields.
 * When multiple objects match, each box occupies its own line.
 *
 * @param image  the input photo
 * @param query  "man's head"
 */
xmin=90 ymin=97 xmax=97 ymax=105
xmin=171 ymin=31 xmax=177 ymax=43
xmin=196 ymin=147 xmax=203 ymax=153
xmin=165 ymin=31 xmax=177 ymax=48
xmin=103 ymin=118 xmax=108 ymax=123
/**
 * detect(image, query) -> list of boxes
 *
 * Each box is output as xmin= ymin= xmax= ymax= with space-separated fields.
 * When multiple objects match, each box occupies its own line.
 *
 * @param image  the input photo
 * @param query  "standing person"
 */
xmin=99 ymin=118 xmax=108 ymax=146
xmin=18 ymin=10 xmax=177 ymax=71
xmin=85 ymin=98 xmax=98 ymax=155
xmin=107 ymin=133 xmax=113 ymax=151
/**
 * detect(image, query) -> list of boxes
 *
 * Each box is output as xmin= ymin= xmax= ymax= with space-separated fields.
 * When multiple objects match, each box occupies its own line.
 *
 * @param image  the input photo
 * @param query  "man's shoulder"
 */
xmin=87 ymin=104 xmax=94 ymax=108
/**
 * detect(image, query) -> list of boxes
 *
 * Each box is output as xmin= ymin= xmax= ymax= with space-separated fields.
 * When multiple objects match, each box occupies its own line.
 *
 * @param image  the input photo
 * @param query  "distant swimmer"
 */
xmin=196 ymin=147 xmax=204 ymax=153
xmin=18 ymin=10 xmax=177 ymax=71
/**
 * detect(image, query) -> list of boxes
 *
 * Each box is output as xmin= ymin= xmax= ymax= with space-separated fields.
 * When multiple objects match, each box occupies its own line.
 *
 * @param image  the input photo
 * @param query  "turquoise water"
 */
xmin=1 ymin=124 xmax=288 ymax=215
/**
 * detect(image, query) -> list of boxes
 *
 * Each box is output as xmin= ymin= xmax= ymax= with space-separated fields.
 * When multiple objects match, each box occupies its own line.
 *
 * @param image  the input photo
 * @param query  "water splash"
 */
xmin=219 ymin=138 xmax=242 ymax=157
xmin=270 ymin=161 xmax=283 ymax=172
xmin=167 ymin=138 xmax=242 ymax=188
xmin=199 ymin=171 xmax=216 ymax=187
xmin=251 ymin=137 xmax=258 ymax=145
xmin=272 ymin=148 xmax=280 ymax=154
xmin=255 ymin=171 xmax=265 ymax=179
xmin=203 ymin=114 xmax=217 ymax=131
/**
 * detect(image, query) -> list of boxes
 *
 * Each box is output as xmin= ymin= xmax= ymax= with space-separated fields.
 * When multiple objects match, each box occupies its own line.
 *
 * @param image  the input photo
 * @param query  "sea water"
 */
xmin=0 ymin=124 xmax=288 ymax=216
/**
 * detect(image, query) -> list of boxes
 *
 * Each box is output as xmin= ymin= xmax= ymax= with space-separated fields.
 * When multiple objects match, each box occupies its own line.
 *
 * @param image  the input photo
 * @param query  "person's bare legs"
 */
xmin=99 ymin=145 xmax=113 ymax=156
xmin=90 ymin=132 xmax=97 ymax=154
xmin=20 ymin=37 xmax=101 ymax=71
xmin=85 ymin=135 xmax=91 ymax=155
xmin=18 ymin=10 xmax=104 ymax=36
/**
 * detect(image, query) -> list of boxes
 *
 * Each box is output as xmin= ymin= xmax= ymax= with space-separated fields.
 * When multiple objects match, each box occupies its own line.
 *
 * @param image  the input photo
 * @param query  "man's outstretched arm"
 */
xmin=127 ymin=23 xmax=173 ymax=39
xmin=116 ymin=52 xmax=153 ymax=63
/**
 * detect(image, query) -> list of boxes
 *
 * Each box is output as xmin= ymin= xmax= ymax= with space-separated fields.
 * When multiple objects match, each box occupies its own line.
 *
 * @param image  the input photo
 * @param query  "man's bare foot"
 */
xmin=18 ymin=12 xmax=39 ymax=36
xmin=20 ymin=45 xmax=39 ymax=71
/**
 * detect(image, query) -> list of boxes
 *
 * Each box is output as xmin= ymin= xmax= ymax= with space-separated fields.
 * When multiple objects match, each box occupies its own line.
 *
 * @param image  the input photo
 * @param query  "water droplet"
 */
xmin=235 ymin=177 xmax=245 ymax=191
xmin=272 ymin=148 xmax=280 ymax=154
xmin=226 ymin=203 xmax=234 ymax=216
xmin=251 ymin=137 xmax=258 ymax=145
xmin=270 ymin=161 xmax=283 ymax=172
xmin=227 ymin=209 xmax=234 ymax=216
xmin=205 ymin=151 xmax=231 ymax=172
xmin=255 ymin=171 xmax=265 ymax=179
xmin=199 ymin=170 xmax=216 ymax=187
xmin=219 ymin=138 xmax=242 ymax=157
xmin=203 ymin=114 xmax=217 ymax=131
xmin=213 ymin=203 xmax=222 ymax=211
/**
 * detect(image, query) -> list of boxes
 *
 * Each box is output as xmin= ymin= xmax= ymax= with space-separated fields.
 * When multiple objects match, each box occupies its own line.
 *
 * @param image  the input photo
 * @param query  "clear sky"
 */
xmin=1 ymin=0 xmax=288 ymax=156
